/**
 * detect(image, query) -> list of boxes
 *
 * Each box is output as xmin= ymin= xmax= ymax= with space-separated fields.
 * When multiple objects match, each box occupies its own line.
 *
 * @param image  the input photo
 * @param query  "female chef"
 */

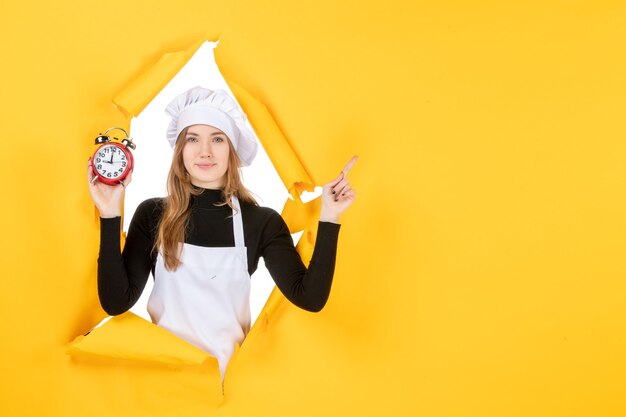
xmin=86 ymin=86 xmax=357 ymax=380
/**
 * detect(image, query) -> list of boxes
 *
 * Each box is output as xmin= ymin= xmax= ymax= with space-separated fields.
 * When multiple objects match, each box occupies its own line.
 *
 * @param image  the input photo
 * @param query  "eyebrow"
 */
xmin=186 ymin=131 xmax=225 ymax=137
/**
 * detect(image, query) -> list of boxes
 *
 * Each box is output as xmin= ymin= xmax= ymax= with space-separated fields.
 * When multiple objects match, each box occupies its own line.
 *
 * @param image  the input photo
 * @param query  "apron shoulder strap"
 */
xmin=231 ymin=195 xmax=245 ymax=248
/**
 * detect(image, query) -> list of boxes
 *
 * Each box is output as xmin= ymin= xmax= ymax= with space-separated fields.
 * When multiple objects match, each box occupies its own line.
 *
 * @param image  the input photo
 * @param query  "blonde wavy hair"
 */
xmin=154 ymin=126 xmax=258 ymax=271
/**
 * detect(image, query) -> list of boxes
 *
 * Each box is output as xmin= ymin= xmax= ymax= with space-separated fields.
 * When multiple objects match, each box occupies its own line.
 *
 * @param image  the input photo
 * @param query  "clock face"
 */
xmin=93 ymin=144 xmax=130 ymax=180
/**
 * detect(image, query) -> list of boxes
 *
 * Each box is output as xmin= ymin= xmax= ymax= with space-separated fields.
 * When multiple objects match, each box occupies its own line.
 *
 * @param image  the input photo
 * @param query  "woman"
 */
xmin=87 ymin=86 xmax=357 ymax=380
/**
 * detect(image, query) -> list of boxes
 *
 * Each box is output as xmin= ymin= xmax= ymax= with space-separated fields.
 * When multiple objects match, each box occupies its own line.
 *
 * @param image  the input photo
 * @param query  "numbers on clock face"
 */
xmin=94 ymin=145 xmax=128 ymax=179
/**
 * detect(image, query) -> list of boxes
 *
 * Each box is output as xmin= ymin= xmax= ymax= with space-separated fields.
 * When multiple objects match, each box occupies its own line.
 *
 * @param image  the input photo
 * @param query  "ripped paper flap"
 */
xmin=67 ymin=311 xmax=217 ymax=367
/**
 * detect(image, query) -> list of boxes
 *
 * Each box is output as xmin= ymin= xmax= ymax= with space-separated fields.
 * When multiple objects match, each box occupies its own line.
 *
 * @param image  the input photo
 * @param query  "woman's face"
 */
xmin=182 ymin=124 xmax=230 ymax=189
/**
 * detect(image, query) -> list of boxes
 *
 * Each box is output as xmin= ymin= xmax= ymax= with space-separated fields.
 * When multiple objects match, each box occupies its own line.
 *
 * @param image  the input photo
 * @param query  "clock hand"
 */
xmin=109 ymin=151 xmax=114 ymax=164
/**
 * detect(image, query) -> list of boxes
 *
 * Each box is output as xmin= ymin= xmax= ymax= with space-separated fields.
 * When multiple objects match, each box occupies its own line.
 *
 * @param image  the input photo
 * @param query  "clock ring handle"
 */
xmin=103 ymin=126 xmax=129 ymax=137
xmin=96 ymin=126 xmax=136 ymax=150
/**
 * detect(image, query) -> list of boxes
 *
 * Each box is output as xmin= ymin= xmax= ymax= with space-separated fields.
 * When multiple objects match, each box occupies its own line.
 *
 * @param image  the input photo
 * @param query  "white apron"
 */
xmin=147 ymin=195 xmax=251 ymax=381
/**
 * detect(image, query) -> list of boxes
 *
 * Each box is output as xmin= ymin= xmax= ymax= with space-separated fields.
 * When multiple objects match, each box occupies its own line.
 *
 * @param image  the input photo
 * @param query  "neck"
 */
xmin=190 ymin=186 xmax=226 ymax=208
xmin=190 ymin=178 xmax=225 ymax=190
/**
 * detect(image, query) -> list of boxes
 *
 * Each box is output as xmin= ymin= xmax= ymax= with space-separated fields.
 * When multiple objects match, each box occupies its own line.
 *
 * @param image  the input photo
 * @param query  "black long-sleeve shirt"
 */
xmin=98 ymin=187 xmax=341 ymax=315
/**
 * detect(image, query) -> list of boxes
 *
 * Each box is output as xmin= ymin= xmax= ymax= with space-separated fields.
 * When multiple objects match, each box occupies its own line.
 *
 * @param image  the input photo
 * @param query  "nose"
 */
xmin=199 ymin=138 xmax=213 ymax=157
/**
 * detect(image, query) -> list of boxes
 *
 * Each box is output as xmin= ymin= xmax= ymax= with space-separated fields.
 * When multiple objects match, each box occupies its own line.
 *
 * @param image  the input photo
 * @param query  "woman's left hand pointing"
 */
xmin=319 ymin=155 xmax=358 ymax=223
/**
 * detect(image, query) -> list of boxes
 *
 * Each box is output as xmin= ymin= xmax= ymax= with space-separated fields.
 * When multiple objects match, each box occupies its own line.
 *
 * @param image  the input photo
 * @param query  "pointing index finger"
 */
xmin=341 ymin=155 xmax=359 ymax=176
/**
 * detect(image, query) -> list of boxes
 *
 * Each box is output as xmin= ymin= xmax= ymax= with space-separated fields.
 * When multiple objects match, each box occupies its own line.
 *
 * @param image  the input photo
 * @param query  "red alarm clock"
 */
xmin=91 ymin=127 xmax=136 ymax=186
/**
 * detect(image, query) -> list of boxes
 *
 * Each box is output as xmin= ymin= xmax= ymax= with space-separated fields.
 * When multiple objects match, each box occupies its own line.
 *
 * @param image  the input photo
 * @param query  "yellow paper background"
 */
xmin=2 ymin=1 xmax=626 ymax=416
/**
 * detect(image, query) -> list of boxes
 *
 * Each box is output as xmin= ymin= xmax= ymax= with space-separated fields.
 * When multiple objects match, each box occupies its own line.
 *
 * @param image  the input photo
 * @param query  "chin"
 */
xmin=190 ymin=172 xmax=227 ymax=188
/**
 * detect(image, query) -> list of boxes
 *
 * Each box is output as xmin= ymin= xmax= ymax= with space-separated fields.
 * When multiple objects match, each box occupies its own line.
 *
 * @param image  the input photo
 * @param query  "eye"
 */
xmin=213 ymin=137 xmax=224 ymax=143
xmin=186 ymin=136 xmax=198 ymax=142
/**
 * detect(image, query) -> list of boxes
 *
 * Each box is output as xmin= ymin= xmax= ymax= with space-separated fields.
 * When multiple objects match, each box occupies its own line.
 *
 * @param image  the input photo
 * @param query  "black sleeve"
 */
xmin=261 ymin=212 xmax=341 ymax=312
xmin=97 ymin=200 xmax=159 ymax=315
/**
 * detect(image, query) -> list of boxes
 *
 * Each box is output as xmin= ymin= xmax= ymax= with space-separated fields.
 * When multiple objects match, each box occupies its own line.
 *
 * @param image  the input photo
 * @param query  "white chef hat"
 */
xmin=165 ymin=86 xmax=258 ymax=167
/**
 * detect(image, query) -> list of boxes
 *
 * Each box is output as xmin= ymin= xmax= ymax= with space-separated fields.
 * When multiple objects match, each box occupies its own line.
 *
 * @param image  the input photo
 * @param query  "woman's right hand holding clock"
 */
xmin=87 ymin=157 xmax=133 ymax=218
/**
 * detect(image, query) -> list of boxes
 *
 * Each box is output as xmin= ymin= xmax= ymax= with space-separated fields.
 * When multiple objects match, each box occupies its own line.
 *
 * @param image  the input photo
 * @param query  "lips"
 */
xmin=196 ymin=163 xmax=216 ymax=169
